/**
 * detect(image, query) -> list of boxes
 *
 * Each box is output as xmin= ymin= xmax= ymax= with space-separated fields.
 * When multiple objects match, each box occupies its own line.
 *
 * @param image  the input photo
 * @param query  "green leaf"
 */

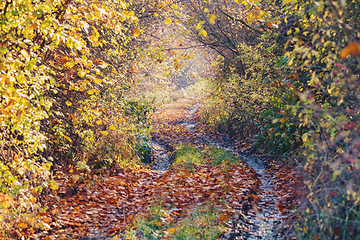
xmin=42 ymin=20 xmax=51 ymax=28
xmin=11 ymin=10 xmax=19 ymax=16
xmin=24 ymin=59 xmax=36 ymax=70
xmin=50 ymin=180 xmax=58 ymax=190
xmin=0 ymin=47 xmax=7 ymax=55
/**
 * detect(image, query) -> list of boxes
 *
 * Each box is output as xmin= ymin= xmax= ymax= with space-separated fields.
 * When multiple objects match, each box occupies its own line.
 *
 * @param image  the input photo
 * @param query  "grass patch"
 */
xmin=122 ymin=203 xmax=226 ymax=239
xmin=202 ymin=146 xmax=239 ymax=165
xmin=171 ymin=205 xmax=225 ymax=239
xmin=173 ymin=144 xmax=205 ymax=170
xmin=173 ymin=144 xmax=241 ymax=170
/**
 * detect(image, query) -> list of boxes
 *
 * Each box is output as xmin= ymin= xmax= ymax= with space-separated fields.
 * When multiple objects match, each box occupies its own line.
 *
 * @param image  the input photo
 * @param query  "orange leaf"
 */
xmin=219 ymin=214 xmax=227 ymax=221
xmin=169 ymin=227 xmax=176 ymax=234
xmin=340 ymin=42 xmax=360 ymax=58
xmin=132 ymin=28 xmax=141 ymax=37
xmin=129 ymin=67 xmax=138 ymax=73
xmin=280 ymin=117 xmax=287 ymax=123
xmin=42 ymin=217 xmax=51 ymax=223
xmin=18 ymin=222 xmax=27 ymax=229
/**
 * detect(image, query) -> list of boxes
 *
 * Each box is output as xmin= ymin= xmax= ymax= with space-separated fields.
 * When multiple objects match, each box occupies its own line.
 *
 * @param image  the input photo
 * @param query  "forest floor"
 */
xmin=36 ymin=97 xmax=305 ymax=240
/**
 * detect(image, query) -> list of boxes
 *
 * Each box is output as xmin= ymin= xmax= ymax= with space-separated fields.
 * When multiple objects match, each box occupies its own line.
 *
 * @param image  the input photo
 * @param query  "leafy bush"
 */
xmin=0 ymin=0 xmax=143 ymax=237
xmin=253 ymin=90 xmax=304 ymax=154
xmin=200 ymin=43 xmax=301 ymax=155
xmin=273 ymin=0 xmax=360 ymax=238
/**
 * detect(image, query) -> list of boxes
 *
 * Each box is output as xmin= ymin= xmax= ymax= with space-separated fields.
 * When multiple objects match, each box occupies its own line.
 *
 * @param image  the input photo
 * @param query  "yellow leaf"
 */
xmin=2 ymin=201 xmax=10 ymax=209
xmin=154 ymin=12 xmax=159 ymax=17
xmin=333 ymin=170 xmax=341 ymax=180
xmin=154 ymin=221 xmax=162 ymax=226
xmin=164 ymin=0 xmax=171 ymax=3
xmin=302 ymin=133 xmax=308 ymax=142
xmin=199 ymin=29 xmax=207 ymax=36
xmin=96 ymin=120 xmax=102 ymax=125
xmin=209 ymin=14 xmax=216 ymax=24
xmin=172 ymin=4 xmax=178 ymax=9
xmin=87 ymin=90 xmax=94 ymax=95
xmin=65 ymin=101 xmax=72 ymax=106
xmin=196 ymin=22 xmax=202 ymax=30
xmin=132 ymin=27 xmax=141 ymax=37
xmin=78 ymin=69 xmax=88 ymax=78
xmin=101 ymin=131 xmax=109 ymax=136
xmin=165 ymin=18 xmax=172 ymax=25
xmin=5 ymin=195 xmax=12 ymax=202
xmin=109 ymin=125 xmax=117 ymax=130
xmin=88 ymin=36 xmax=98 ymax=44
xmin=112 ymin=68 xmax=118 ymax=74
xmin=17 ymin=75 xmax=26 ymax=84
xmin=94 ymin=78 xmax=102 ymax=84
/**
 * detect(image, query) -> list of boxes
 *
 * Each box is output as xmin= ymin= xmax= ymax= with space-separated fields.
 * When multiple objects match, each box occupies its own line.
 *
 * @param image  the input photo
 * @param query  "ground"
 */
xmin=36 ymin=98 xmax=304 ymax=240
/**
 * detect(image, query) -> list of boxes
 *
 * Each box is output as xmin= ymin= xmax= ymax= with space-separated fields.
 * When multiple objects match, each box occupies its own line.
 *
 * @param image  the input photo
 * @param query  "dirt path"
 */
xmin=37 ymin=98 xmax=299 ymax=239
xmin=151 ymin=99 xmax=284 ymax=239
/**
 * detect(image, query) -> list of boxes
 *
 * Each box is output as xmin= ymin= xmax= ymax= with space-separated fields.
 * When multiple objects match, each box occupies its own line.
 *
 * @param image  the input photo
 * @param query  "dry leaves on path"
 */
xmin=37 ymin=162 xmax=260 ymax=239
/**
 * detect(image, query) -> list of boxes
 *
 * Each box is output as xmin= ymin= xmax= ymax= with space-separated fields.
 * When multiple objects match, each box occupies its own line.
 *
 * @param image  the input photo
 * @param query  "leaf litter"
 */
xmin=37 ymin=98 xmax=304 ymax=239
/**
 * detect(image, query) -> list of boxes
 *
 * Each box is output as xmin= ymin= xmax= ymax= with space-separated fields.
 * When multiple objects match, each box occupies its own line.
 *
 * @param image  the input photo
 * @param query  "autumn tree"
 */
xmin=0 ymin=0 xmax=148 ymax=236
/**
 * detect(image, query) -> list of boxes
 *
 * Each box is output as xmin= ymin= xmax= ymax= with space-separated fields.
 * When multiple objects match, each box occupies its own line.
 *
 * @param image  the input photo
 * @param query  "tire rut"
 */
xmin=151 ymin=101 xmax=283 ymax=239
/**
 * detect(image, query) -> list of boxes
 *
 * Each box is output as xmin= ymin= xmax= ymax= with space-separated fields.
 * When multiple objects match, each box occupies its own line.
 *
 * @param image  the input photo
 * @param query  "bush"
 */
xmin=274 ymin=0 xmax=360 ymax=238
